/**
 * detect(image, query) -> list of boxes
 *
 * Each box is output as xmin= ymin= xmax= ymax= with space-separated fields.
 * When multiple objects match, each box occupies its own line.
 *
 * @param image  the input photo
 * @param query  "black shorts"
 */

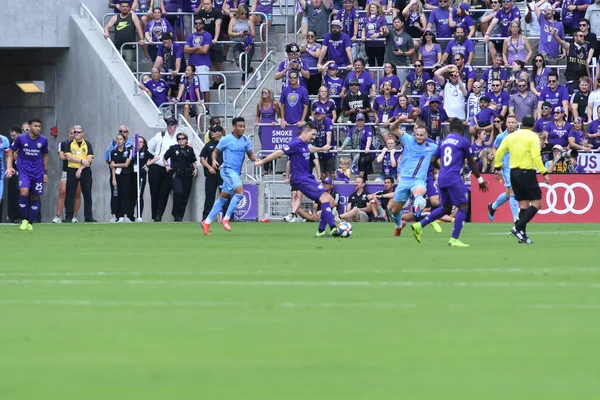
xmin=209 ymin=45 xmax=225 ymax=63
xmin=319 ymin=156 xmax=336 ymax=173
xmin=510 ymin=169 xmax=542 ymax=201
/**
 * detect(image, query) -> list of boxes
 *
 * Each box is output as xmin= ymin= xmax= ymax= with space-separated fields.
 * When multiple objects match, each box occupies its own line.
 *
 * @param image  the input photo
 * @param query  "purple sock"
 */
xmin=321 ymin=205 xmax=336 ymax=230
xmin=19 ymin=195 xmax=28 ymax=220
xmin=452 ymin=209 xmax=468 ymax=239
xmin=29 ymin=199 xmax=40 ymax=224
xmin=420 ymin=207 xmax=447 ymax=228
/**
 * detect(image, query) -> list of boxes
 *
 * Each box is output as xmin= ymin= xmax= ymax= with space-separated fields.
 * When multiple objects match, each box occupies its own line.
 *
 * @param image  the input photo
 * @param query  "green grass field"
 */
xmin=1 ymin=222 xmax=599 ymax=399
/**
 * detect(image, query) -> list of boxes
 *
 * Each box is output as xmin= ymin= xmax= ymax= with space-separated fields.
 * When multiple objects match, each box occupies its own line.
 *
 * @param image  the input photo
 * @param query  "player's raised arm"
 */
xmin=389 ymin=117 xmax=405 ymax=138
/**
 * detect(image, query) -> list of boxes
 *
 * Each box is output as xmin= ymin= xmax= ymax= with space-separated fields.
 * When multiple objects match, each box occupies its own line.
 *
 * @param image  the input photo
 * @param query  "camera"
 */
xmin=561 ymin=149 xmax=578 ymax=159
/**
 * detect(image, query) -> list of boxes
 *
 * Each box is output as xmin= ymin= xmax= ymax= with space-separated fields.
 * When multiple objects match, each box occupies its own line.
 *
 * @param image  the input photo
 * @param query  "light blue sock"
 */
xmin=413 ymin=194 xmax=425 ymax=218
xmin=391 ymin=211 xmax=402 ymax=228
xmin=509 ymin=194 xmax=519 ymax=222
xmin=492 ymin=192 xmax=509 ymax=210
xmin=205 ymin=196 xmax=229 ymax=224
xmin=225 ymin=193 xmax=244 ymax=220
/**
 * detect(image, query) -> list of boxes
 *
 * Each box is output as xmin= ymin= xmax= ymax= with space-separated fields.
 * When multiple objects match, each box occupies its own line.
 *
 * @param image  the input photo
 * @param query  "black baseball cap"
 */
xmin=165 ymin=117 xmax=178 ymax=126
xmin=210 ymin=124 xmax=224 ymax=133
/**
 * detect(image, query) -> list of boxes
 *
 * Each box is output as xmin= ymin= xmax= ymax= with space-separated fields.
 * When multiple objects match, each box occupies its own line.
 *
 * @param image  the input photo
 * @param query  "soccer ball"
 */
xmin=337 ymin=222 xmax=353 ymax=238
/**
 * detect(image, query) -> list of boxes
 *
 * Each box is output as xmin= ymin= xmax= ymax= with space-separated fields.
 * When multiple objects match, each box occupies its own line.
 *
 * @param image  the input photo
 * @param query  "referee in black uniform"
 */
xmin=199 ymin=125 xmax=224 ymax=220
xmin=163 ymin=132 xmax=198 ymax=222
xmin=494 ymin=115 xmax=551 ymax=244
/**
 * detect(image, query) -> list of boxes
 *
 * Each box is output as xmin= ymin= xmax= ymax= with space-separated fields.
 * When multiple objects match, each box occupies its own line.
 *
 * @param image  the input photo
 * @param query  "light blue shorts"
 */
xmin=220 ymin=169 xmax=243 ymax=195
xmin=501 ymin=167 xmax=511 ymax=189
xmin=0 ymin=178 xmax=3 ymax=199
xmin=393 ymin=178 xmax=426 ymax=203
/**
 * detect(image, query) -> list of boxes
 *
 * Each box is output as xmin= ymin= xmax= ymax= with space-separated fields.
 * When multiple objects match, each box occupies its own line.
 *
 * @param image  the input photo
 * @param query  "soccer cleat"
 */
xmin=222 ymin=218 xmax=232 ymax=231
xmin=331 ymin=227 xmax=341 ymax=237
xmin=283 ymin=213 xmax=294 ymax=222
xmin=110 ymin=215 xmax=117 ymax=223
xmin=315 ymin=230 xmax=328 ymax=238
xmin=19 ymin=219 xmax=29 ymax=231
xmin=26 ymin=223 xmax=33 ymax=231
xmin=394 ymin=220 xmax=406 ymax=237
xmin=52 ymin=216 xmax=62 ymax=224
xmin=71 ymin=217 xmax=79 ymax=223
xmin=411 ymin=222 xmax=423 ymax=243
xmin=509 ymin=227 xmax=528 ymax=244
xmin=487 ymin=203 xmax=496 ymax=221
xmin=431 ymin=220 xmax=442 ymax=233
xmin=201 ymin=220 xmax=210 ymax=235
xmin=448 ymin=238 xmax=469 ymax=247
xmin=413 ymin=204 xmax=423 ymax=219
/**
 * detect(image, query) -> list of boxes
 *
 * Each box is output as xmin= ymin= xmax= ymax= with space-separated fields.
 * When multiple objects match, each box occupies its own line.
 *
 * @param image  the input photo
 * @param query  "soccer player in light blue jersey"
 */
xmin=201 ymin=117 xmax=256 ymax=235
xmin=388 ymin=119 xmax=438 ymax=237
xmin=412 ymin=119 xmax=488 ymax=247
xmin=488 ymin=114 xmax=519 ymax=222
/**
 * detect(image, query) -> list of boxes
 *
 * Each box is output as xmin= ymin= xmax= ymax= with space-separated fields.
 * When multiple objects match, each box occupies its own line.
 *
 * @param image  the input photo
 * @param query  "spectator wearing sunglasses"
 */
xmin=481 ymin=0 xmax=503 ymax=60
xmin=426 ymin=0 xmax=457 ymax=47
xmin=486 ymin=78 xmax=509 ymax=118
xmin=163 ymin=132 xmax=198 ymax=222
xmin=536 ymin=71 xmax=569 ymax=119
xmin=534 ymin=101 xmax=555 ymax=134
xmin=577 ymin=19 xmax=597 ymax=60
xmin=529 ymin=53 xmax=552 ymax=97
xmin=452 ymin=53 xmax=475 ymax=93
xmin=560 ymin=0 xmax=588 ymax=35
xmin=509 ymin=79 xmax=538 ymax=123
xmin=484 ymin=0 xmax=520 ymax=41
xmin=552 ymin=28 xmax=592 ymax=94
xmin=535 ymin=2 xmax=565 ymax=65
xmin=542 ymin=106 xmax=572 ymax=148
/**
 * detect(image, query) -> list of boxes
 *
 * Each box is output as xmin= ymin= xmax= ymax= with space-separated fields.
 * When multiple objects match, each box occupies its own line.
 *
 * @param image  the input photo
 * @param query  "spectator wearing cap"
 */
xmin=414 ymin=96 xmax=448 ymax=142
xmin=301 ymin=30 xmax=323 ymax=95
xmin=426 ymin=0 xmax=458 ymax=46
xmin=552 ymin=28 xmax=592 ymax=94
xmin=154 ymin=32 xmax=186 ymax=94
xmin=139 ymin=67 xmax=172 ymax=108
xmin=534 ymin=101 xmax=554 ymax=133
xmin=342 ymin=77 xmax=372 ymax=123
xmin=174 ymin=65 xmax=203 ymax=122
xmin=469 ymin=95 xmax=495 ymax=138
xmin=338 ymin=0 xmax=360 ymax=60
xmin=147 ymin=117 xmax=179 ymax=221
xmin=184 ymin=16 xmax=213 ymax=108
xmin=318 ymin=20 xmax=353 ymax=81
xmin=384 ymin=16 xmax=413 ymax=86
xmin=486 ymin=78 xmax=509 ymax=118
xmin=449 ymin=3 xmax=475 ymax=38
xmin=361 ymin=2 xmax=389 ymax=67
xmin=535 ymin=2 xmax=565 ymax=65
xmin=275 ymin=43 xmax=311 ymax=88
xmin=200 ymin=125 xmax=225 ymax=220
xmin=544 ymin=145 xmax=577 ymax=173
xmin=537 ymin=71 xmax=570 ymax=120
xmin=279 ymin=70 xmax=310 ymax=128
xmin=298 ymin=0 xmax=333 ymax=40
xmin=452 ymin=53 xmax=475 ymax=93
xmin=340 ymin=58 xmax=375 ymax=99
xmin=543 ymin=106 xmax=572 ymax=148
xmin=434 ymin=64 xmax=467 ymax=124
xmin=339 ymin=113 xmax=376 ymax=179
xmin=509 ymin=79 xmax=538 ymax=123
xmin=571 ymin=77 xmax=591 ymax=122
xmin=419 ymin=79 xmax=439 ymax=108
xmin=203 ymin=116 xmax=222 ymax=143
xmin=103 ymin=1 xmax=145 ymax=71
xmin=312 ymin=86 xmax=337 ymax=121
xmin=144 ymin=7 xmax=174 ymax=62
xmin=321 ymin=61 xmax=344 ymax=112
xmin=312 ymin=107 xmax=336 ymax=178
xmin=441 ymin=26 xmax=474 ymax=66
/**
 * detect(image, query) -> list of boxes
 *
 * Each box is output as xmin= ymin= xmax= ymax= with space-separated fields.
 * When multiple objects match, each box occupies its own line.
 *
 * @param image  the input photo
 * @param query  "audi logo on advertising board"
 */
xmin=471 ymin=174 xmax=600 ymax=223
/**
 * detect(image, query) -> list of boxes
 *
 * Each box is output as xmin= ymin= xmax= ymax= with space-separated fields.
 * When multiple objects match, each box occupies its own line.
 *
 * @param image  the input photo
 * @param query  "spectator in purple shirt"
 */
xmin=530 ymin=53 xmax=552 ymax=97
xmin=401 ymin=61 xmax=430 ymax=96
xmin=537 ymin=71 xmax=570 ymax=119
xmin=139 ymin=67 xmax=171 ymax=108
xmin=535 ymin=2 xmax=565 ymax=64
xmin=418 ymin=29 xmax=442 ymax=67
xmin=415 ymin=96 xmax=448 ymax=142
xmin=340 ymin=58 xmax=376 ymax=99
xmin=449 ymin=3 xmax=475 ymax=38
xmin=543 ymin=106 xmax=572 ymax=148
xmin=154 ymin=33 xmax=186 ymax=93
xmin=426 ymin=0 xmax=457 ymax=44
xmin=318 ymin=20 xmax=353 ymax=79
xmin=379 ymin=62 xmax=402 ymax=95
xmin=419 ymin=79 xmax=440 ymax=108
xmin=560 ymin=0 xmax=588 ymax=35
xmin=279 ymin=71 xmax=310 ymax=127
xmin=275 ymin=43 xmax=311 ymax=89
xmin=441 ymin=26 xmax=475 ymax=65
xmin=361 ymin=3 xmax=389 ymax=67
xmin=568 ymin=118 xmax=593 ymax=152
xmin=480 ymin=54 xmax=508 ymax=93
xmin=184 ymin=17 xmax=213 ymax=107
xmin=162 ymin=0 xmax=184 ymax=40
xmin=486 ymin=78 xmax=510 ymax=117
xmin=175 ymin=65 xmax=203 ymax=121
xmin=469 ymin=95 xmax=495 ymax=138
xmin=373 ymin=81 xmax=400 ymax=140
xmin=485 ymin=0 xmax=521 ymax=39
xmin=534 ymin=101 xmax=554 ymax=133
xmin=144 ymin=8 xmax=173 ymax=61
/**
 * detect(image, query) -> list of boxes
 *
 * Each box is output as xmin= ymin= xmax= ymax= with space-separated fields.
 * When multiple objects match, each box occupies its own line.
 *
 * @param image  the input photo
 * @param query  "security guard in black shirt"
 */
xmin=163 ymin=132 xmax=198 ymax=221
xmin=199 ymin=125 xmax=224 ymax=220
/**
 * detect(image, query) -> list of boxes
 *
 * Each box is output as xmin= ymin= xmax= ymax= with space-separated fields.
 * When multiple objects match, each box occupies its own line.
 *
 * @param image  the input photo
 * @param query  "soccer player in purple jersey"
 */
xmin=5 ymin=118 xmax=49 ymax=231
xmin=411 ymin=119 xmax=488 ymax=247
xmin=255 ymin=122 xmax=339 ymax=237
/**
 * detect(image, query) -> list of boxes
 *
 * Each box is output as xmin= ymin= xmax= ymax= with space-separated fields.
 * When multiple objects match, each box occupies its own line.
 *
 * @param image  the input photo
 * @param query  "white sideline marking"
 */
xmin=0 ymin=299 xmax=599 ymax=310
xmin=483 ymin=230 xmax=600 ymax=236
xmin=1 ymin=267 xmax=599 ymax=277
xmin=1 ymin=279 xmax=600 ymax=288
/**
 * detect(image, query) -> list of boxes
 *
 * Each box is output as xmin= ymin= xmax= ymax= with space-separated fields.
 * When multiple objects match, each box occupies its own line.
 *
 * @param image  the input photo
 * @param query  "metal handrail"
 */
xmin=233 ymin=50 xmax=276 ymax=118
xmin=80 ymin=3 xmax=160 ymax=115
xmin=237 ymin=64 xmax=277 ymax=118
xmin=103 ymin=11 xmax=195 ymax=38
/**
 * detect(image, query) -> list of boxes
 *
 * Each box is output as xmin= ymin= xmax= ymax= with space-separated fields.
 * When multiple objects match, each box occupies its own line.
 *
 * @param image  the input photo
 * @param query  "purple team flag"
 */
xmin=133 ymin=133 xmax=140 ymax=155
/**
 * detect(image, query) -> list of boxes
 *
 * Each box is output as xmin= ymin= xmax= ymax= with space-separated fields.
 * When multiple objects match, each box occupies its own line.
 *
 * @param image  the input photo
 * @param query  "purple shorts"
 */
xmin=439 ymin=184 xmax=468 ymax=207
xmin=426 ymin=175 xmax=439 ymax=197
xmin=19 ymin=172 xmax=44 ymax=195
xmin=295 ymin=177 xmax=325 ymax=202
